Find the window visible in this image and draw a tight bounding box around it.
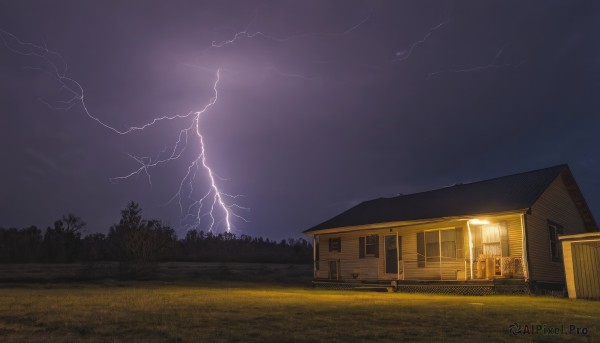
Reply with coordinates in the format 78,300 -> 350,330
328,237 -> 341,252
417,228 -> 463,267
440,229 -> 457,259
359,235 -> 379,258
425,231 -> 440,262
482,224 -> 501,256
548,221 -> 564,262
472,223 -> 509,257
365,235 -> 378,256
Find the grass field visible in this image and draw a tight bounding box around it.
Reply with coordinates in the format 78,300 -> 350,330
0,262 -> 313,283
0,281 -> 599,342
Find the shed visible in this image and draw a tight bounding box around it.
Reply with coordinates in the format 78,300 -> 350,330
559,232 -> 600,300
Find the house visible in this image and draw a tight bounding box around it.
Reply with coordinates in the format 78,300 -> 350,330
303,164 -> 598,293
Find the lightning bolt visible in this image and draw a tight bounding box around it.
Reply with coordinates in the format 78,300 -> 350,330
210,7 -> 373,49
393,20 -> 449,63
1,29 -> 245,233
211,30 -> 308,49
428,42 -> 525,77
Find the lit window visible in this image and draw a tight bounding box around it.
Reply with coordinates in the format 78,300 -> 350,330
472,223 -> 509,257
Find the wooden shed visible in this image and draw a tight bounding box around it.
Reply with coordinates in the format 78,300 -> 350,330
559,232 -> 600,300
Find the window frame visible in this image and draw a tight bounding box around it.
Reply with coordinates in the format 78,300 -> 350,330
472,222 -> 509,258
328,237 -> 341,252
365,235 -> 378,256
418,227 -> 462,267
548,221 -> 564,262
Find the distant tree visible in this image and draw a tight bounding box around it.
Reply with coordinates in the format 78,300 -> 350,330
108,201 -> 143,262
108,201 -> 177,278
0,226 -> 42,263
20,226 -> 43,262
42,214 -> 85,263
81,233 -> 108,261
62,213 -> 86,234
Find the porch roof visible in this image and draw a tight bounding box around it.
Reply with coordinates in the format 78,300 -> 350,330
305,165 -> 568,234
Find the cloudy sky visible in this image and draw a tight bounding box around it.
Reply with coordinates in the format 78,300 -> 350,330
1,0 -> 599,240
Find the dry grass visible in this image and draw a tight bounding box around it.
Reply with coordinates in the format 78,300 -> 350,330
0,281 -> 599,342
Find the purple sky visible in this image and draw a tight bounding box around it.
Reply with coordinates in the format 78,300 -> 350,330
1,1 -> 599,240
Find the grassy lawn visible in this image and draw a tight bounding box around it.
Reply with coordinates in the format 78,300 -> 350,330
0,281 -> 598,342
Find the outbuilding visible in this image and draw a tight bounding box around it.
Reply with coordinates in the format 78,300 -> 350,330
559,232 -> 600,300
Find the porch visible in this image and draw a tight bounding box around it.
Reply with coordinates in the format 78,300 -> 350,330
314,215 -> 528,282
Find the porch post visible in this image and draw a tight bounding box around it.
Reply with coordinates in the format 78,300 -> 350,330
520,214 -> 530,279
313,236 -> 316,279
467,221 -> 474,280
438,230 -> 443,280
463,254 -> 467,281
396,232 -> 400,281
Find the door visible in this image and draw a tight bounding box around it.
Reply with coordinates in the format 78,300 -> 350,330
328,260 -> 339,280
572,242 -> 600,300
385,235 -> 402,277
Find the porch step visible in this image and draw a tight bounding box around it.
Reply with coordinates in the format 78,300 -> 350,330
312,281 -> 394,292
354,286 -> 395,292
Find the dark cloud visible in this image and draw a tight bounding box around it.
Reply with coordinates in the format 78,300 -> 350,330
1,0 -> 599,239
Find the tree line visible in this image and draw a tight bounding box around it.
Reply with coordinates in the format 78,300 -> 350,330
0,202 -> 312,265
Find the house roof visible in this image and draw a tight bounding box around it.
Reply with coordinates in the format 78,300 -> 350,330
305,164 -> 570,233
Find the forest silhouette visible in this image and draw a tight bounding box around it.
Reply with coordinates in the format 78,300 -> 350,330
0,201 -> 312,267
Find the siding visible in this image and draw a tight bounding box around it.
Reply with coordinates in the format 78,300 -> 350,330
572,242 -> 600,299
316,214 -> 524,281
316,231 -> 379,280
526,175 -> 587,284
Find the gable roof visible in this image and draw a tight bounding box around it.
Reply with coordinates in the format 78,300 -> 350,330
305,164 -> 571,233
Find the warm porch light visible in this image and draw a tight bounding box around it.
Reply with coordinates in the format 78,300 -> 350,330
469,219 -> 490,225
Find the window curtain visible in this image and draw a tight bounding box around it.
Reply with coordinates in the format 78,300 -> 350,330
482,224 -> 501,256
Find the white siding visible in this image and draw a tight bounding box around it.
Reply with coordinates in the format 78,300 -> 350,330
315,214 -> 524,281
526,175 -> 587,283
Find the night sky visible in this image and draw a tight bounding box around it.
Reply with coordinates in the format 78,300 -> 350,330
1,1 -> 599,240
